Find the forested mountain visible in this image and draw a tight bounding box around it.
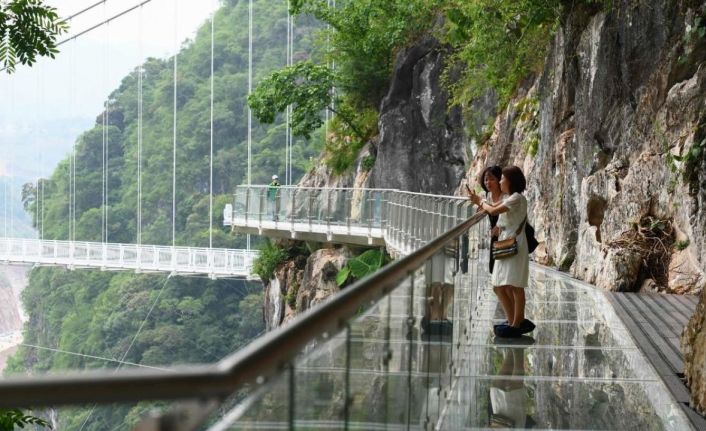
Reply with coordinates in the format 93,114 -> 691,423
6,0 -> 321,428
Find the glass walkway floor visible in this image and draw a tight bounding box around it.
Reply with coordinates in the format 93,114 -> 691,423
230,264 -> 693,430
445,265 -> 693,430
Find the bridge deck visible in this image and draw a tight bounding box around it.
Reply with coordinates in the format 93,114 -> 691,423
0,238 -> 256,278
607,291 -> 706,429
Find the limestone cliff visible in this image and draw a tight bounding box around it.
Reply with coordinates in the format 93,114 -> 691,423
460,0 -> 706,413
371,36 -> 469,195
265,0 -> 706,412
263,32 -> 472,330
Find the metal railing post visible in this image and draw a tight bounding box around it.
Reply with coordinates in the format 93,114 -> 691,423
307,190 -> 313,231
258,188 -> 264,225
326,188 -> 332,235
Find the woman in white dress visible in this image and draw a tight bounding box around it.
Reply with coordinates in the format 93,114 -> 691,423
469,166 -> 533,338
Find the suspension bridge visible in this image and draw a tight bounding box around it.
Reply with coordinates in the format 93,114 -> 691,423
0,0 -> 308,278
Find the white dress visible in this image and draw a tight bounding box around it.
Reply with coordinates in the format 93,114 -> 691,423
491,193 -> 529,288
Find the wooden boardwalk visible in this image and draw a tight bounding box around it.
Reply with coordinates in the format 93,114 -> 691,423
608,292 -> 706,429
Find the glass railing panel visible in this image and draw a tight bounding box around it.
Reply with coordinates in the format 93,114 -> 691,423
224,371 -> 291,430
38,401 -> 176,431
216,216 -> 488,429
276,188 -> 293,223
233,188 -> 248,220
248,187 -> 266,222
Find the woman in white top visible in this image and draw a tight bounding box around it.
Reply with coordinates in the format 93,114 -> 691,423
469,166 -> 533,338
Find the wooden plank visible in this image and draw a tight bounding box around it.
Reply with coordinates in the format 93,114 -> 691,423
640,294 -> 687,338
608,293 -> 706,431
608,294 -> 690,400
659,294 -> 695,327
676,294 -> 700,309
622,293 -> 684,373
612,295 -> 679,374
627,293 -> 684,348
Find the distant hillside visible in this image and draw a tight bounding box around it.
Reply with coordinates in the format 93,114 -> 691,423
6,1 -> 321,429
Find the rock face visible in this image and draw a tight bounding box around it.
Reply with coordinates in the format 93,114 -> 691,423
263,245 -> 352,330
372,36 -> 468,194
462,0 -> 706,413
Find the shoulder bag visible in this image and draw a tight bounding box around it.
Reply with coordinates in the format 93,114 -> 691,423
491,217 -> 526,260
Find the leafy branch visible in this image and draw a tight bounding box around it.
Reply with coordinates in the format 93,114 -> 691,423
0,0 -> 68,73
0,409 -> 51,431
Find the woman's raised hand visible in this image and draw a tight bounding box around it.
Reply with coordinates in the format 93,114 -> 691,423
468,189 -> 481,206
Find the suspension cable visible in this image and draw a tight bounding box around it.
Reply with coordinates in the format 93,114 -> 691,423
35,68 -> 41,239
247,0 -> 252,187
105,18 -> 111,245
79,275 -> 173,430
57,0 -> 157,48
39,65 -> 45,240
172,0 -> 178,249
68,38 -> 72,242
285,1 -> 290,185
9,83 -> 14,238
284,0 -> 292,185
331,0 -> 336,116
63,0 -> 108,23
209,0 -> 215,250
246,0 -> 253,251
2,76 -> 6,238
101,1 -> 108,244
20,343 -> 172,372
287,10 -> 294,185
69,36 -> 76,243
137,5 -> 143,246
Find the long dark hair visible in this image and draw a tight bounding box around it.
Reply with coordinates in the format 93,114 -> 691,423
478,165 -> 502,193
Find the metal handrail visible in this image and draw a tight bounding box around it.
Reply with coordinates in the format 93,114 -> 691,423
236,184 -> 469,200
0,210 -> 486,411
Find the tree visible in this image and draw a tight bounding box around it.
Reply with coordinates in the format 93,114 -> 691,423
248,61 -> 368,140
0,0 -> 67,73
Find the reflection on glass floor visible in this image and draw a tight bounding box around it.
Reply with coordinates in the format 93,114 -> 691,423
230,264 -> 693,430
445,265 -> 692,430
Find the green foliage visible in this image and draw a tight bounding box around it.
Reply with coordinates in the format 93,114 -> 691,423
291,0 -> 440,108
674,239 -> 690,251
252,0 -> 438,174
336,248 -> 388,287
252,241 -> 289,282
679,11 -> 706,64
0,0 -> 68,73
515,96 -> 540,157
248,61 -> 336,139
284,279 -> 299,307
0,409 -> 51,430
335,266 -> 351,286
6,1 -> 319,427
22,0 -> 322,246
361,154 -> 376,172
444,0 -> 563,108
324,103 -> 378,174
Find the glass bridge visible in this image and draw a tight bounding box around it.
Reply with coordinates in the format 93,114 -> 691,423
0,186 -> 695,430
0,238 -> 257,278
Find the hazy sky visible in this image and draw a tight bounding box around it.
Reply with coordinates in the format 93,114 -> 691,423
0,0 -> 219,178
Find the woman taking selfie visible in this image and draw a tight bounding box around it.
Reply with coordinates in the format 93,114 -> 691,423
478,165 -> 503,274
469,166 -> 534,338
